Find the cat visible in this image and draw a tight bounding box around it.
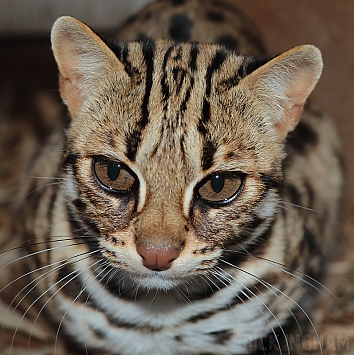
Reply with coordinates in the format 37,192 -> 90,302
0,0 -> 343,354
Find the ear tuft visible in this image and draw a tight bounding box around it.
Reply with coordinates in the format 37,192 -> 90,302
51,16 -> 123,118
243,45 -> 323,140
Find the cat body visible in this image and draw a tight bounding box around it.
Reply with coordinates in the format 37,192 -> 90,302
0,1 -> 342,354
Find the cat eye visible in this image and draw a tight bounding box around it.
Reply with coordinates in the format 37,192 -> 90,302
197,174 -> 244,204
93,158 -> 136,192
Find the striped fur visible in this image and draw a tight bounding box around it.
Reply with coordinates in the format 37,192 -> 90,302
0,0 -> 342,354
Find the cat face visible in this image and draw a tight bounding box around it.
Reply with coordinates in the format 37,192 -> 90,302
52,17 -> 322,291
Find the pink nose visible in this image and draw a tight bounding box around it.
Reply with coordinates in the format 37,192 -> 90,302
137,244 -> 181,271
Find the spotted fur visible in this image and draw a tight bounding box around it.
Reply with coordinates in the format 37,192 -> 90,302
0,0 -> 342,354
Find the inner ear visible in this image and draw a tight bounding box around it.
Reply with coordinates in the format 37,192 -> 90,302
51,16 -> 125,118
59,71 -> 83,117
241,45 -> 323,141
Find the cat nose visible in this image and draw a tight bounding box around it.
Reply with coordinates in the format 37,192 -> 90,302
137,244 -> 181,271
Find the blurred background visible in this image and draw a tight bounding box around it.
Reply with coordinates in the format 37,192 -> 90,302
0,0 -> 353,326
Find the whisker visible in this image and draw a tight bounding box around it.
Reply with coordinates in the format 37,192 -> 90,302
26,254 -> 102,349
53,259 -> 111,354
174,284 -> 193,305
279,201 -> 318,213
224,247 -> 340,304
0,236 -> 82,257
24,181 -> 63,198
25,176 -> 65,180
82,261 -> 112,355
220,259 -> 323,354
10,250 -> 97,312
202,272 -> 247,339
198,274 -> 218,298
7,250 -> 99,351
213,266 -> 287,355
0,242 -> 93,295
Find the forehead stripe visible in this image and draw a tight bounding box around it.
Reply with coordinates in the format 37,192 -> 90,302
198,49 -> 228,170
201,138 -> 216,171
199,50 -> 227,131
161,45 -> 175,107
125,40 -> 156,162
141,39 -> 155,128
205,50 -> 227,98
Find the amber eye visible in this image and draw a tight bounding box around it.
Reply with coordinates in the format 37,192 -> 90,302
198,174 -> 243,203
93,158 -> 136,192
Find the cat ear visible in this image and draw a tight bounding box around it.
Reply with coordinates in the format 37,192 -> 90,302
241,45 -> 323,141
51,16 -> 124,118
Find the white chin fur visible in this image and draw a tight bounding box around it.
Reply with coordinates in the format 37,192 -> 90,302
131,272 -> 182,292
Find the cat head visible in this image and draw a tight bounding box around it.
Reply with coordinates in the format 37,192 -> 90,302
51,16 -> 322,291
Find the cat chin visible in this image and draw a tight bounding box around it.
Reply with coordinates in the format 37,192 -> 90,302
130,272 -> 183,292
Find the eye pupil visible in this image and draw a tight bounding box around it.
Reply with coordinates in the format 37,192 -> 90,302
211,175 -> 224,193
108,163 -> 120,181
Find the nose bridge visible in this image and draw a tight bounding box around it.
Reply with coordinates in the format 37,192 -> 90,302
135,195 -> 186,248
134,122 -> 192,247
